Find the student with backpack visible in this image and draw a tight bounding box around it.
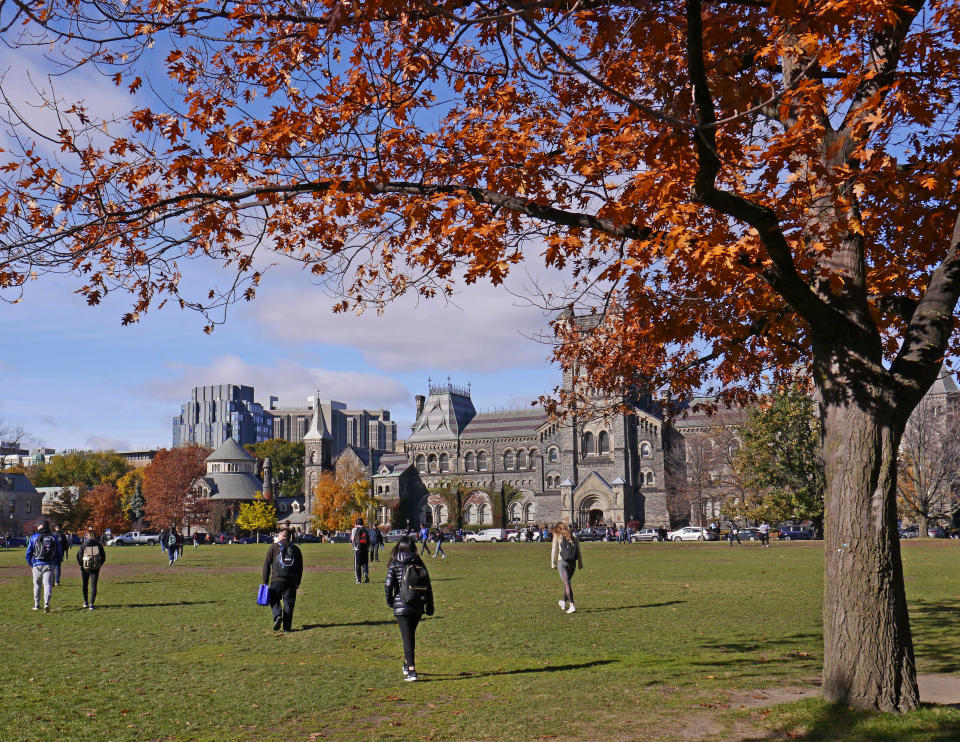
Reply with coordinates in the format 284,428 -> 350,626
384,535 -> 434,682
418,524 -> 432,556
261,527 -> 303,632
351,517 -> 371,583
76,529 -> 106,610
550,522 -> 583,614
26,521 -> 62,612
369,526 -> 383,562
166,529 -> 179,566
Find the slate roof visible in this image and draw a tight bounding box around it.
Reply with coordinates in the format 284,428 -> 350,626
2,472 -> 40,494
205,438 -> 255,463
375,453 -> 410,475
202,472 -> 262,501
459,410 -> 548,440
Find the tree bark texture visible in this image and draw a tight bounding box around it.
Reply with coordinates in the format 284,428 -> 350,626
818,353 -> 918,712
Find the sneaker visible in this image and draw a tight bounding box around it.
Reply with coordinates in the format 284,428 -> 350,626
402,665 -> 410,680
566,604 -> 576,614
44,605 -> 50,613
405,670 -> 418,682
355,578 -> 361,583
82,602 -> 88,609
32,605 -> 39,611
558,599 -> 566,610
441,554 -> 446,558
364,576 -> 369,583
89,605 -> 95,611
273,615 -> 283,631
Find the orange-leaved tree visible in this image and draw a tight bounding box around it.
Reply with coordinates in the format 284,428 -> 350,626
142,445 -> 209,530
85,483 -> 129,535
1,0 -> 958,711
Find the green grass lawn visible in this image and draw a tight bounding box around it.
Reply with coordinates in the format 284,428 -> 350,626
1,539 -> 959,741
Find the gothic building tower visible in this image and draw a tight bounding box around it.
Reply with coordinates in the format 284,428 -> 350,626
302,392 -> 333,518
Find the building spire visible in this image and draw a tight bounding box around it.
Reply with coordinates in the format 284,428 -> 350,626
303,391 -> 331,440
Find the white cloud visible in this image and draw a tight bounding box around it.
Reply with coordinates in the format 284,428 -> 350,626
142,355 -> 411,411
86,434 -> 133,451
252,278 -> 558,373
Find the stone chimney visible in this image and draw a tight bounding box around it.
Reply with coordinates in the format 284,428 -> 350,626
415,394 -> 425,419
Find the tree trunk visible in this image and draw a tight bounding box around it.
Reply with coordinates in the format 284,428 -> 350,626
918,513 -> 929,539
819,383 -> 918,711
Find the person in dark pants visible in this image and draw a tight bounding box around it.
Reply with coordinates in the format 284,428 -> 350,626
728,523 -> 742,547
53,524 -> 68,586
418,524 -> 432,556
432,529 -> 446,559
261,527 -> 303,632
351,518 -> 371,582
384,536 -> 434,682
166,529 -> 179,565
369,526 -> 383,562
76,529 -> 106,610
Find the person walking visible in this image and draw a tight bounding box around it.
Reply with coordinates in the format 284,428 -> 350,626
26,521 -> 62,612
418,524 -> 432,556
369,525 -> 382,563
166,529 -> 179,565
550,522 -> 583,614
728,522 -> 742,547
76,529 -> 106,610
53,524 -> 68,586
758,521 -> 771,548
384,535 -> 434,682
432,529 -> 447,559
261,527 -> 303,632
192,532 -> 200,550
351,517 -> 371,583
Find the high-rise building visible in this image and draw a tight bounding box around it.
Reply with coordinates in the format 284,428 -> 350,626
172,384 -> 272,448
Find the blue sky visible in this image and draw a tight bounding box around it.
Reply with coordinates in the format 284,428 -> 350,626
1,259 -> 563,451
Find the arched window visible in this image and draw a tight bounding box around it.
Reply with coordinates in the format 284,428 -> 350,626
478,504 -> 487,523
582,432 -> 595,456
548,447 -> 559,462
428,454 -> 438,473
517,450 -> 528,469
645,471 -> 656,486
415,455 -> 426,473
503,450 -> 515,470
598,431 -> 610,455
311,450 -> 320,465
439,453 -> 450,472
509,502 -> 521,522
465,504 -> 476,524
524,502 -> 536,522
465,452 -> 476,471
424,507 -> 433,525
385,484 -> 391,494
377,485 -> 383,494
640,441 -> 652,458
477,451 -> 488,471
435,504 -> 447,524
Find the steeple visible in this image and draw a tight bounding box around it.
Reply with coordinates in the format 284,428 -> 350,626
304,392 -> 331,440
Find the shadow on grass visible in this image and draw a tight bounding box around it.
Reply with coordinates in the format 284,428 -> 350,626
699,632 -> 819,654
301,619 -> 414,630
910,598 -> 960,674
753,699 -> 960,741
118,601 -> 220,608
583,601 -> 685,612
418,659 -> 616,682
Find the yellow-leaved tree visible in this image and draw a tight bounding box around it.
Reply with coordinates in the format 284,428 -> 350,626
235,496 -> 277,535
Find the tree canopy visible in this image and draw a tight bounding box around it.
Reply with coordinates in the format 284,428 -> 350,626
1,0 -> 958,712
235,495 -> 277,533
141,445 -> 209,529
28,452 -> 132,489
245,439 -> 305,499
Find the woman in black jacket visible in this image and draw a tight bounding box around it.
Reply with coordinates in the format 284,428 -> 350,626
76,529 -> 106,610
384,535 -> 434,682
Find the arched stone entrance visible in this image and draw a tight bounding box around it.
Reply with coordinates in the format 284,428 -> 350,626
576,494 -> 610,528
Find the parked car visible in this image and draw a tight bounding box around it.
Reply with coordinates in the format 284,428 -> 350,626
630,528 -> 659,542
328,532 -> 351,543
236,534 -> 272,544
383,530 -> 407,543
2,536 -> 28,547
465,528 -> 507,543
666,526 -> 707,542
110,531 -> 161,546
737,527 -> 762,541
576,528 -> 606,542
778,525 -> 815,541
297,534 -> 322,543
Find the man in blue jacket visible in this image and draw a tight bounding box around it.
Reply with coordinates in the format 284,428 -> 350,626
26,521 -> 62,612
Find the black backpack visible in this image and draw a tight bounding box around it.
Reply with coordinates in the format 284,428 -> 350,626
35,533 -> 56,561
559,537 -> 578,563
355,528 -> 370,549
274,544 -> 297,579
399,561 -> 430,606
168,532 -> 178,547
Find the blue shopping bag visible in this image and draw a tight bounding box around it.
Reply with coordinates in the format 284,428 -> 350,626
257,584 -> 271,606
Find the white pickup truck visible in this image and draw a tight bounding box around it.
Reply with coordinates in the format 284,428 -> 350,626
465,528 -> 507,543
109,531 -> 160,546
